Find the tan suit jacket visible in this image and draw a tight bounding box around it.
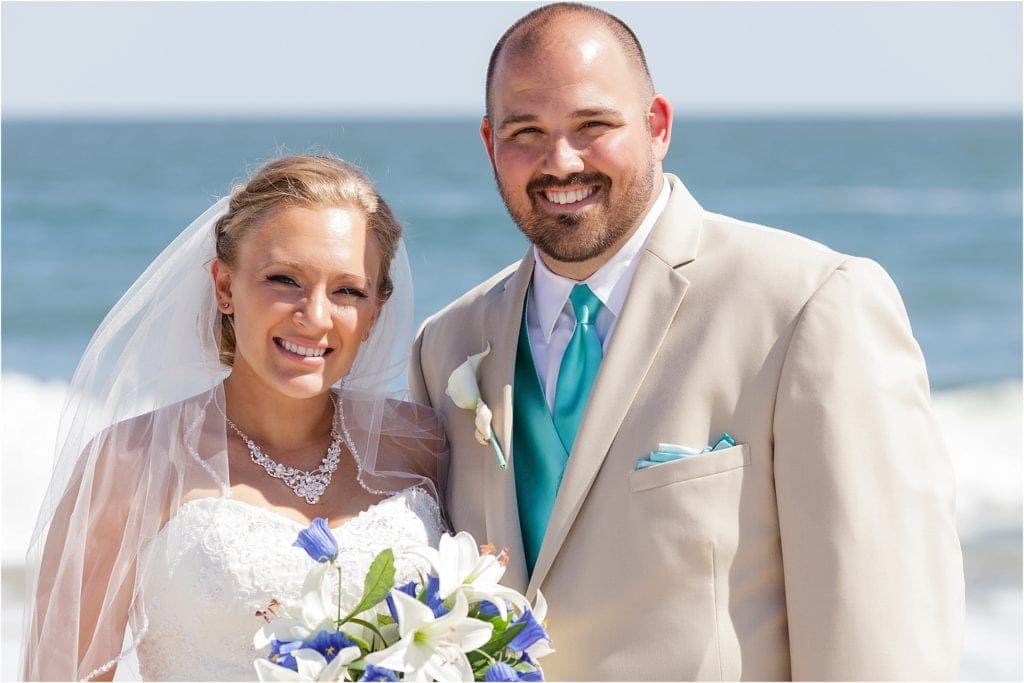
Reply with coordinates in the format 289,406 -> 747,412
410,174 -> 964,680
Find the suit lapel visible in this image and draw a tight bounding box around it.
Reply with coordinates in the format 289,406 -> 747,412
527,175 -> 704,595
479,251 -> 535,592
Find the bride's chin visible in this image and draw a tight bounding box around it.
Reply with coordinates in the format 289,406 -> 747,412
226,357 -> 347,402
277,376 -> 341,401
249,369 -> 342,403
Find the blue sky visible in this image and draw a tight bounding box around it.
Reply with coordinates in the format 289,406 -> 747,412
2,1 -> 1021,118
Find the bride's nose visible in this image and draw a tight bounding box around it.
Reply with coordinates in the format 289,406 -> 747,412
294,288 -> 332,330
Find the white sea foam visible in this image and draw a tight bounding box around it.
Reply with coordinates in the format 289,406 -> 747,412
931,380 -> 1023,539
1,373 -> 1021,678
1,374 -> 66,567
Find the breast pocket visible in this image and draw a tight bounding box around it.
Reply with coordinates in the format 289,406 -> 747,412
628,443 -> 750,493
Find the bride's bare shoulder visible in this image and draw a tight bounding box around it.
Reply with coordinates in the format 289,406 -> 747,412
371,398 -> 449,479
86,388 -> 222,465
382,397 -> 447,439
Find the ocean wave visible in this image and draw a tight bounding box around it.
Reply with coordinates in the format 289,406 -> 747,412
931,380 -> 1023,539
1,374 -> 67,566
2,373 -> 1020,566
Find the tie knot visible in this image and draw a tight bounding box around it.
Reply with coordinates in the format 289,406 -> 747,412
569,284 -> 602,326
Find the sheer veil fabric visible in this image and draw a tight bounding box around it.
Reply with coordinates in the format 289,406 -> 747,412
21,198 -> 448,680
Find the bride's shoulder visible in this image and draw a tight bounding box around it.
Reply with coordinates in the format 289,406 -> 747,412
381,397 -> 446,439
376,397 -> 449,467
87,388 -> 221,463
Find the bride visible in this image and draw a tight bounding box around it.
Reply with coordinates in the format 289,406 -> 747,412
21,155 -> 449,680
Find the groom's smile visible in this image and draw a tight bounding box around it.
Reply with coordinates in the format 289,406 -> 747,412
540,183 -> 598,207
529,172 -> 608,218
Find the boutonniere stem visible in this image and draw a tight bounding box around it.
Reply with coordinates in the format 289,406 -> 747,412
446,344 -> 507,469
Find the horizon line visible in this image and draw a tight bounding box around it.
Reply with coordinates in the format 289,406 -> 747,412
4,108 -> 1021,124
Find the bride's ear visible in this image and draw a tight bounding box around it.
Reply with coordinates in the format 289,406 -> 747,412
362,299 -> 384,342
210,259 -> 234,315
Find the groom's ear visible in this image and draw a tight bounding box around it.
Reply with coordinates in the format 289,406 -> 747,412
480,115 -> 498,170
648,93 -> 673,163
210,259 -> 234,314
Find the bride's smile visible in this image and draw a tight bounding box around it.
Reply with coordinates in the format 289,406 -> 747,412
275,337 -> 332,359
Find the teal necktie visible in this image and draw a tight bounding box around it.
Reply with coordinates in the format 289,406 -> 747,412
553,284 -> 604,453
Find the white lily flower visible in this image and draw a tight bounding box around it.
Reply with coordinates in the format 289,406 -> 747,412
299,562 -> 336,627
253,645 -> 361,681
531,589 -> 547,623
363,591 -> 492,682
254,563 -> 336,651
412,531 -> 528,620
525,590 -> 555,660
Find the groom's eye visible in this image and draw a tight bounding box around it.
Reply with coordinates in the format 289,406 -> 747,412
509,126 -> 542,139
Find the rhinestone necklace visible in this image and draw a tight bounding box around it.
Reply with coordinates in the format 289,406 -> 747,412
224,395 -> 341,505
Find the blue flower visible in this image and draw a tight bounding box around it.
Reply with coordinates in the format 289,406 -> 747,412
484,662 -> 522,681
385,576 -> 448,623
386,580 -> 419,622
360,664 -> 400,681
293,517 -> 338,563
508,609 -> 549,653
516,663 -> 544,681
511,653 -> 544,681
306,629 -> 357,663
268,638 -> 304,671
477,600 -> 502,617
423,574 -> 448,617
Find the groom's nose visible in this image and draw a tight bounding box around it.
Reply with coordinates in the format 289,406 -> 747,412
541,135 -> 585,178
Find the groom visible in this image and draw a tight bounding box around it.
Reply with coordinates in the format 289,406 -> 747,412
410,3 -> 964,679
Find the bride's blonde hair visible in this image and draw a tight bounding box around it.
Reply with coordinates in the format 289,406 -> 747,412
212,155 -> 402,367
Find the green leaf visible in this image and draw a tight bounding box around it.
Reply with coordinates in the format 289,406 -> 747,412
340,548 -> 396,624
468,650 -> 496,677
341,632 -> 371,652
470,606 -> 511,629
477,620 -> 526,657
349,617 -> 387,645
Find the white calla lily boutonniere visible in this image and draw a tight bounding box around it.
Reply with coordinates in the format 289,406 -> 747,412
446,344 -> 507,469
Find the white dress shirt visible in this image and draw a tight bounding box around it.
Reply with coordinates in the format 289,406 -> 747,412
526,176 -> 670,413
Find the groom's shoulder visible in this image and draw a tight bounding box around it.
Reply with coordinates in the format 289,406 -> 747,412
419,260 -> 522,333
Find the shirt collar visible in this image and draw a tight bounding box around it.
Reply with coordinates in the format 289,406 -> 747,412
531,174 -> 671,342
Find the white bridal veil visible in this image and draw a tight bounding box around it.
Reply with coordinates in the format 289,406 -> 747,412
21,195 -> 447,680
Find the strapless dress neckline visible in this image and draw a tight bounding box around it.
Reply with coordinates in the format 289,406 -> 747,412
133,487 -> 446,681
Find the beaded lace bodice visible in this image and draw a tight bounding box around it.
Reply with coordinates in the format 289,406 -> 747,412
134,488 -> 445,681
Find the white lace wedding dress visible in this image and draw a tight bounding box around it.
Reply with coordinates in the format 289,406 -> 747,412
134,487 -> 445,680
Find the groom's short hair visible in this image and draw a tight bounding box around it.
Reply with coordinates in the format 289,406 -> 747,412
484,2 -> 655,118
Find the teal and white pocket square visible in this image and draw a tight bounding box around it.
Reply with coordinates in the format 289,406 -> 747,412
635,433 -> 736,470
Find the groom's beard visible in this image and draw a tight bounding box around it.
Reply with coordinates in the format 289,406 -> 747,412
495,164 -> 655,264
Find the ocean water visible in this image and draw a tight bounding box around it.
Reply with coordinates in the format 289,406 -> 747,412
2,118 -> 1021,679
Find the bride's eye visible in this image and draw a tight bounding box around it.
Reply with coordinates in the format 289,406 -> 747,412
267,274 -> 298,286
335,286 -> 369,299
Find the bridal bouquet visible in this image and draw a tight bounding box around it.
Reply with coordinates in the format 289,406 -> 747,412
253,520 -> 552,681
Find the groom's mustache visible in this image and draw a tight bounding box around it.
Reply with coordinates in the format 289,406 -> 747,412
526,172 -> 611,195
